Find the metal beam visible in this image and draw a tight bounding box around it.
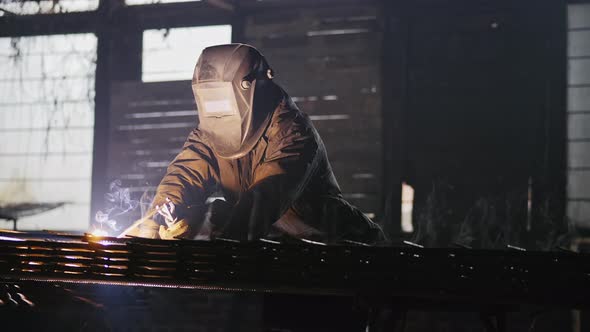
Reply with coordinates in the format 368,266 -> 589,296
0,10 -> 97,37
124,1 -> 232,30
206,0 -> 235,12
239,0 -> 379,11
90,0 -> 114,228
0,1 -> 233,38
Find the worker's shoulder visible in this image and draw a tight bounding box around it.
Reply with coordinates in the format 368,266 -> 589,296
268,96 -> 315,137
181,129 -> 215,155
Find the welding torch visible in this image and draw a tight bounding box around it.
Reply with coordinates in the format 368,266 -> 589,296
116,208 -> 158,238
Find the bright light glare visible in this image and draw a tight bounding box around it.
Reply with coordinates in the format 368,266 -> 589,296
142,25 -> 232,82
0,33 -> 96,232
91,229 -> 109,237
401,182 -> 414,233
0,0 -> 98,15
126,0 -> 201,5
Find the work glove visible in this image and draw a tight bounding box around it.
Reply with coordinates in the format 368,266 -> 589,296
158,220 -> 190,240
156,197 -> 189,240
156,197 -> 178,227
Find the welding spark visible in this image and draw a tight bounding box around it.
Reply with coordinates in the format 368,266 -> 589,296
0,236 -> 25,242
6,292 -> 17,306
16,293 -> 34,307
91,229 -> 109,237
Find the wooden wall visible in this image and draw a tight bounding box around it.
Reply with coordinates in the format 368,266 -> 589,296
107,81 -> 195,222
240,1 -> 383,218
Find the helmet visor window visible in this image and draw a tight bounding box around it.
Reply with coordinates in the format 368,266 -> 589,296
193,82 -> 239,118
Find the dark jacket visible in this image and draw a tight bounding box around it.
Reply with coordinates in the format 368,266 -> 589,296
151,93 -> 384,243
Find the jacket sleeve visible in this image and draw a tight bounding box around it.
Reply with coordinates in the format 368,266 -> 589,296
150,130 -> 216,223
219,111 -> 319,240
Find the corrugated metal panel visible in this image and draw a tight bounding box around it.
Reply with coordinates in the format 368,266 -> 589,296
567,4 -> 590,229
568,59 -> 590,85
568,201 -> 590,228
568,142 -> 590,168
568,4 -> 590,29
568,87 -> 590,112
568,30 -> 590,57
568,170 -> 590,199
568,113 -> 590,140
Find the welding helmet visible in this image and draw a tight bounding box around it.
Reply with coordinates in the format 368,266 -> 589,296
192,43 -> 280,159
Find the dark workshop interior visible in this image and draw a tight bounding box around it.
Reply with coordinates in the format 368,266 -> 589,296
0,0 -> 589,331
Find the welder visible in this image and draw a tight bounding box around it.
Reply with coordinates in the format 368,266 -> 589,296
144,43 -> 384,244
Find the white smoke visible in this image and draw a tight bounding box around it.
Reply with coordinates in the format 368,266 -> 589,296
93,180 -> 139,235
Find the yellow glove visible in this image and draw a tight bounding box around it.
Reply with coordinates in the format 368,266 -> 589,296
158,220 -> 190,240
124,219 -> 159,239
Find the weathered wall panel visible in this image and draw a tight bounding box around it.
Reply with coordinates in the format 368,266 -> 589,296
241,3 -> 383,218
568,3 -> 590,229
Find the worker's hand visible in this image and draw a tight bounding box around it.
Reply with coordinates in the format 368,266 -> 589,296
156,197 -> 177,227
158,220 -> 190,240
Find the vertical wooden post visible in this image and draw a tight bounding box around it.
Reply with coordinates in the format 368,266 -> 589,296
380,0 -> 409,240
91,0 -> 145,227
531,0 -> 568,247
90,0 -> 115,227
231,0 -> 245,43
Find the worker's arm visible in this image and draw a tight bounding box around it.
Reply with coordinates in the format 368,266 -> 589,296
150,129 -> 217,239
